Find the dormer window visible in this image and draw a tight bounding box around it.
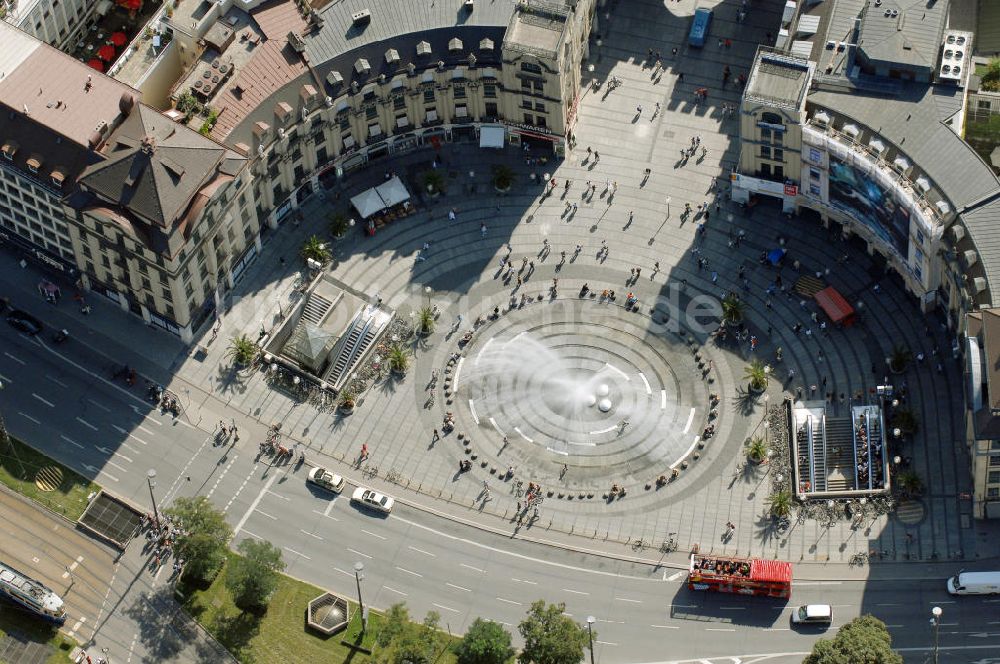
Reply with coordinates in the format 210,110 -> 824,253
26,155 -> 42,173
0,139 -> 17,161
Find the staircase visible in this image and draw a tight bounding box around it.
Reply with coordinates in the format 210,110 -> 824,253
823,417 -> 855,491
300,291 -> 334,326
325,306 -> 390,390
808,415 -> 827,492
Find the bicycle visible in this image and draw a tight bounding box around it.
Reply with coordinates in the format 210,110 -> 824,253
631,538 -> 645,551
660,538 -> 677,553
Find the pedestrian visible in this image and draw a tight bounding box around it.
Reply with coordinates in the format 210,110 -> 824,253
432,429 -> 440,441
594,151 -> 600,162
677,72 -> 684,82
711,271 -> 718,283
671,47 -> 678,57
480,222 -> 487,238
587,146 -> 592,154
636,105 -> 643,116
448,208 -> 457,221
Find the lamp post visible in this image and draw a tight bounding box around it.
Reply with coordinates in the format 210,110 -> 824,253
146,469 -> 160,530
665,196 -> 671,218
354,561 -> 367,633
424,285 -> 432,308
931,606 -> 942,664
586,616 -> 596,664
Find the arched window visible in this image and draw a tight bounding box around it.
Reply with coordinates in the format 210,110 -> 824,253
761,112 -> 783,125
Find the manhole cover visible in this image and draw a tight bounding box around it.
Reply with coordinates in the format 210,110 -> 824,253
35,466 -> 63,492
894,499 -> 925,525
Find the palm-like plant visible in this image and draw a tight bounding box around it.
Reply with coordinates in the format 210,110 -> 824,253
721,293 -> 744,324
492,164 -> 515,190
417,306 -> 435,335
889,344 -> 913,373
896,470 -> 924,497
767,489 -> 793,518
225,335 -> 257,366
747,437 -> 768,463
329,212 -> 350,238
387,343 -> 411,374
744,359 -> 769,392
423,170 -> 446,195
890,408 -> 919,436
300,235 -> 331,264
338,387 -> 357,410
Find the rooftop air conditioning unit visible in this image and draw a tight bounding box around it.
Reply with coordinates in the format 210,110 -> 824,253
351,9 -> 371,25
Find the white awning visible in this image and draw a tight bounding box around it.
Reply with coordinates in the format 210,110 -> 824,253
893,156 -> 911,171
915,176 -> 931,192
454,105 -> 468,118
375,176 -> 410,208
350,188 -> 385,219
479,125 -> 505,149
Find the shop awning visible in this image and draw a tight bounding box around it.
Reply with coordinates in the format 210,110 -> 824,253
767,248 -> 786,266
479,125 -> 505,149
350,188 -> 386,219
375,176 -> 410,208
814,286 -> 856,327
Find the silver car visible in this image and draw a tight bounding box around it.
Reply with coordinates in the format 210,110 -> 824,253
351,486 -> 394,513
307,467 -> 345,494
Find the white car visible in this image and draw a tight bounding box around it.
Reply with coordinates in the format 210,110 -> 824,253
307,467 -> 345,494
791,604 -> 832,626
351,486 -> 394,514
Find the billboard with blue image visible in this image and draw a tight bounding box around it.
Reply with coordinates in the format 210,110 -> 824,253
828,154 -> 910,257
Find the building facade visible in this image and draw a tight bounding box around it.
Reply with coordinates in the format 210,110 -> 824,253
1,0 -> 102,49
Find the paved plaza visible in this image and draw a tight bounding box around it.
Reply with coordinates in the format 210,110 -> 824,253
2,0 -> 993,572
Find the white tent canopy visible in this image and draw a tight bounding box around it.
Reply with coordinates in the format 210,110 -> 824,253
350,188 -> 386,219
480,125 -> 505,149
375,176 -> 410,208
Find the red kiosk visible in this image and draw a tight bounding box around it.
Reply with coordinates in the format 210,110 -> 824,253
814,286 -> 856,327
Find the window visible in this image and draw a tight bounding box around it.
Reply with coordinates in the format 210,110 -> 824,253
520,62 -> 542,74
393,96 -> 405,110
992,441 -> 1000,450
773,149 -> 784,162
521,99 -> 532,109
365,106 -> 377,120
914,264 -> 922,281
536,115 -> 546,128
484,84 -> 496,99
521,79 -> 532,90
916,230 -> 925,246
988,470 -> 1000,484
774,165 -> 784,180
534,102 -> 546,112
809,167 -> 821,180
316,146 -> 328,163
761,128 -> 771,141
532,81 -> 544,93
338,114 -> 350,130
809,183 -> 821,196
991,455 -> 1000,466
760,146 -> 771,159
423,89 -> 435,103
454,85 -> 466,99
773,132 -> 783,146
523,113 -> 533,124
761,112 -> 783,126
979,99 -> 992,110
989,487 -> 1000,499
485,102 -> 497,117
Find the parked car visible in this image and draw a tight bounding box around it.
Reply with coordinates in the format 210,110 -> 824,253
947,570 -> 1000,595
6,310 -> 43,335
307,467 -> 345,494
351,486 -> 394,514
791,604 -> 832,626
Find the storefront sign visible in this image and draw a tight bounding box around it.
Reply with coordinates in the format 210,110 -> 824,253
503,121 -> 555,137
784,183 -> 798,196
0,228 -> 75,274
732,173 -> 790,197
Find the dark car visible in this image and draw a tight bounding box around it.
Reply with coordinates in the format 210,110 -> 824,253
7,310 -> 43,335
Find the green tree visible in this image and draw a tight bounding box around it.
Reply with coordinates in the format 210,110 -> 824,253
387,343 -> 411,374
456,618 -> 515,664
423,170 -> 446,194
165,496 -> 232,582
721,293 -> 744,324
329,212 -> 350,238
492,165 -> 515,190
888,344 -> 912,373
895,470 -> 924,498
376,603 -> 446,664
225,538 -> 285,610
890,408 -> 919,436
417,306 -> 435,335
517,601 -> 589,664
225,334 -> 257,366
744,359 -> 769,391
300,235 -> 331,264
982,58 -> 1000,92
767,489 -> 793,518
804,614 -> 903,664
747,436 -> 768,463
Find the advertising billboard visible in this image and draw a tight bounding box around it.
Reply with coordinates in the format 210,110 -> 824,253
828,154 -> 910,256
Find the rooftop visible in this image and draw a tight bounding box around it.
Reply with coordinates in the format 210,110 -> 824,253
857,0 -> 948,70
746,51 -> 813,111
504,1 -> 568,58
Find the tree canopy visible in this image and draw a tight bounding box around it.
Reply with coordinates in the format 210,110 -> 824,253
225,538 -> 285,610
804,615 -> 903,664
165,496 -> 232,582
456,618 -> 515,664
375,603 -> 447,664
517,601 -> 589,664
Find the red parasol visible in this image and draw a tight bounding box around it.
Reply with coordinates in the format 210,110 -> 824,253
87,58 -> 105,72
110,31 -> 127,46
97,44 -> 116,62
116,0 -> 142,10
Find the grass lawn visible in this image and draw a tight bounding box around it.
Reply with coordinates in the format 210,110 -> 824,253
0,606 -> 78,663
180,552 -> 459,664
0,434 -> 99,521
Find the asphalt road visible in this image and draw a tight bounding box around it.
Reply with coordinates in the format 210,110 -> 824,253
2,323 -> 999,663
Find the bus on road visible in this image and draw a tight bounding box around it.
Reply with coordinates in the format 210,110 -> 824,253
688,553 -> 793,598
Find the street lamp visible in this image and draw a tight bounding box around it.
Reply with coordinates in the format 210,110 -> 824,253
146,469 -> 160,530
424,285 -> 432,308
354,561 -> 367,633
586,616 -> 596,664
665,196 -> 671,218
931,606 -> 942,664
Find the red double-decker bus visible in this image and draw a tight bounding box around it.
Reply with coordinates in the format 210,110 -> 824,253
687,554 -> 792,598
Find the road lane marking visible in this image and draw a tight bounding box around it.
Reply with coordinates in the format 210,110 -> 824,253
333,567 -> 353,577
255,509 -> 277,520
60,435 -> 83,449
283,547 -> 311,560
18,412 -> 40,424
239,530 -> 262,540
234,472 -> 279,536
512,577 -> 537,585
383,586 -> 408,596
682,407 -> 695,434
433,603 -> 461,613
266,490 -> 291,501
795,581 -> 843,586
664,570 -> 684,581
361,529 -> 387,540
562,588 -> 590,596
446,583 -> 471,592
312,508 -> 339,521
649,624 -> 679,629
639,372 -> 652,394
323,501 -> 336,517
137,424 -> 157,434
106,461 -> 129,473
111,425 -> 149,445
460,563 -> 485,573
45,376 -> 68,388
615,596 -> 642,603
347,548 -> 371,559
0,372 -> 10,384
546,447 -> 569,456
76,416 -> 98,431
395,566 -> 423,578
496,597 -> 522,606
111,452 -> 133,463
597,619 -> 624,624
595,640 -> 618,646
705,628 -> 736,632
3,352 -> 25,365
300,530 -> 324,540
719,607 -> 746,611
31,392 -> 56,408
408,546 -> 436,557
87,398 -> 110,412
